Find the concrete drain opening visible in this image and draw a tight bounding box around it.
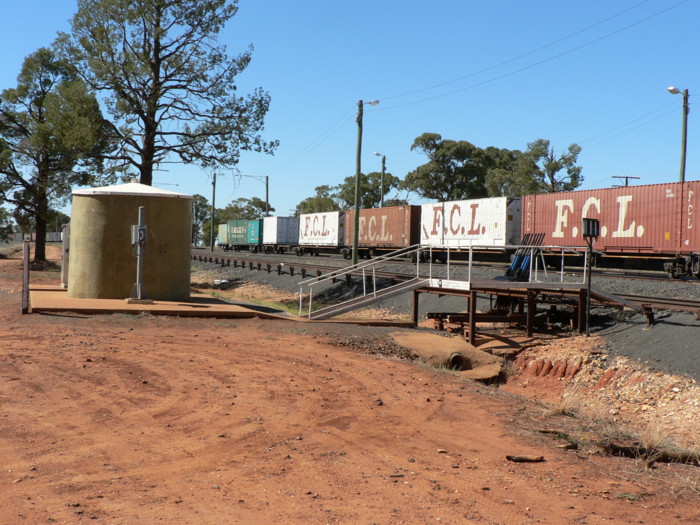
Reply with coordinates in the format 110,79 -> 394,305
447,352 -> 472,371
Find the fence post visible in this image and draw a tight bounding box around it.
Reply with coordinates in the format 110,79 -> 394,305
21,240 -> 30,314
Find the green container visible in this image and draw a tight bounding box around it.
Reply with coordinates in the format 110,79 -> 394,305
226,220 -> 248,245
246,219 -> 263,245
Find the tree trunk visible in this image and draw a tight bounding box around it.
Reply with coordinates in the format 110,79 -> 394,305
34,213 -> 47,263
34,171 -> 50,263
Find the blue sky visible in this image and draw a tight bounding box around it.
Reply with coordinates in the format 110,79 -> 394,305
1,0 -> 698,217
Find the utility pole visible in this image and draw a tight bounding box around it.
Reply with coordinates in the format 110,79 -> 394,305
210,171 -> 216,252
612,175 -> 640,187
668,86 -> 690,183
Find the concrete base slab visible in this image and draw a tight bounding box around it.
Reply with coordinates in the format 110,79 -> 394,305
29,285 -> 286,319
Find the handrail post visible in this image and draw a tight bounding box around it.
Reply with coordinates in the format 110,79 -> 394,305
308,287 -> 313,319
429,246 -> 433,278
446,247 -> 450,281
468,246 -> 473,282
416,246 -> 420,278
560,249 -> 565,282
372,267 -> 377,297
362,268 -> 366,296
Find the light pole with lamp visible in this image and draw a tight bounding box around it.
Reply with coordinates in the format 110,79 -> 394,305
374,152 -> 386,207
352,99 -> 379,265
667,86 -> 689,183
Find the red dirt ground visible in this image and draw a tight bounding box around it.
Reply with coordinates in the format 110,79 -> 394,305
1,247 -> 699,524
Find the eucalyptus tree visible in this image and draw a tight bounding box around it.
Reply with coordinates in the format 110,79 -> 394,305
294,185 -> 341,216
60,0 -> 277,185
334,171 -> 401,210
191,194 -> 209,245
0,48 -> 109,262
402,133 -> 490,202
525,139 -> 583,193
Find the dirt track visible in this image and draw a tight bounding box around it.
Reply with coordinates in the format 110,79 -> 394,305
1,249 -> 699,524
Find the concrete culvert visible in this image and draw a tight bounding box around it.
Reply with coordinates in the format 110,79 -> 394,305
388,331 -> 503,381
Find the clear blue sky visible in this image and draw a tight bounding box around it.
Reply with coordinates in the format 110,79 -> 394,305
1,0 -> 698,218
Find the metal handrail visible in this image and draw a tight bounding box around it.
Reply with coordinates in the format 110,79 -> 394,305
298,243 -> 590,318
299,244 -> 427,317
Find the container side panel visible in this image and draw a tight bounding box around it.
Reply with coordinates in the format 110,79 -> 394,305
264,216 -> 299,245
505,198 -> 523,245
344,206 -> 416,248
681,181 -> 700,252
246,219 -> 263,245
420,197 -> 511,248
522,183 -> 685,253
216,224 -> 228,245
226,220 -> 248,244
298,211 -> 342,246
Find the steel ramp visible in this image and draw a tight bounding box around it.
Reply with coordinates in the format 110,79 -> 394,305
308,278 -> 429,320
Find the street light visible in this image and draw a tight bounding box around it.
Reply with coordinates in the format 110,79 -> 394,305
352,99 -> 379,265
667,86 -> 689,183
374,152 -> 386,207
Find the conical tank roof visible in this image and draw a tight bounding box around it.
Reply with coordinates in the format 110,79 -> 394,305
72,182 -> 191,199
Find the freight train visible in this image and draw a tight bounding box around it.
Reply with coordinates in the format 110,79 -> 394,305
216,180 -> 700,278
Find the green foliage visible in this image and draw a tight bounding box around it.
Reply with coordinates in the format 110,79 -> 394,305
382,198 -> 409,207
404,133 -> 583,200
333,171 -> 401,210
59,0 -> 278,185
525,139 -> 583,193
0,207 -> 14,242
201,196 -> 274,243
0,47 -> 110,261
294,185 -> 341,216
222,197 -> 274,220
483,147 -> 541,197
402,133 -> 490,201
191,194 -> 209,245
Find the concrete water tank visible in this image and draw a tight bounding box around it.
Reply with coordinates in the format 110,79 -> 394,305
67,182 -> 192,300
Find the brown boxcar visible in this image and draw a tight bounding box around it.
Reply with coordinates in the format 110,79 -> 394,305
522,181 -> 700,255
344,205 -> 421,252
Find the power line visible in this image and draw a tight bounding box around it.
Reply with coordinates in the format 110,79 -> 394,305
378,1 -> 688,111
380,0 -> 652,103
612,175 -> 641,187
582,107 -> 678,149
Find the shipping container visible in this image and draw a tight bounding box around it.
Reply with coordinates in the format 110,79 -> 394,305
421,197 -> 522,248
522,181 -> 700,255
344,205 -> 421,251
226,219 -> 249,245
298,211 -> 344,247
245,219 -> 263,246
216,223 -> 229,246
263,216 -> 300,245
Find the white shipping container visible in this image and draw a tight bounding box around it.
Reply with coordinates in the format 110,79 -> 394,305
298,211 -> 344,246
263,216 -> 300,245
420,197 -> 521,248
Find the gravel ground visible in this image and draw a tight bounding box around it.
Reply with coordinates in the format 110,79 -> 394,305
194,255 -> 700,381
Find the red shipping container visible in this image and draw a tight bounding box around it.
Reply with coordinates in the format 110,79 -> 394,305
522,181 -> 700,255
344,205 -> 421,249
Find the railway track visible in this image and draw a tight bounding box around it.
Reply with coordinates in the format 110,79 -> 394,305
192,249 -> 700,318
